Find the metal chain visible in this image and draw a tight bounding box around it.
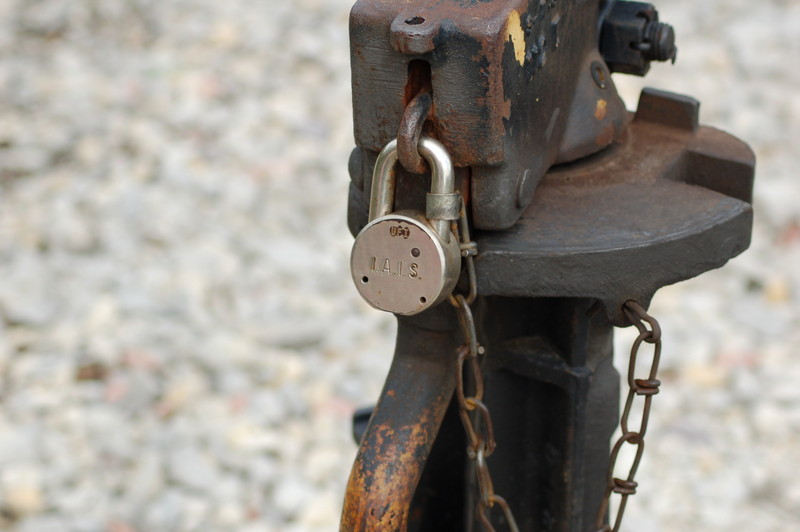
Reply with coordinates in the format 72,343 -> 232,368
399,88 -> 516,529
594,300 -> 663,532
449,200 -> 519,532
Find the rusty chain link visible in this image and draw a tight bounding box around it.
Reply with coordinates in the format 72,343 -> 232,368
594,300 -> 663,532
449,198 -> 519,532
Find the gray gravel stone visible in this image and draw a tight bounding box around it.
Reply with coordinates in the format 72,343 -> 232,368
167,445 -> 220,494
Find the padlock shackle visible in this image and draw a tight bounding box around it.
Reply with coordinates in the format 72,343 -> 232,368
368,137 -> 455,241
420,137 -> 455,196
368,138 -> 399,222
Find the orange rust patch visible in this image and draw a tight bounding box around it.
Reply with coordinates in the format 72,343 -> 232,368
501,97 -> 512,121
341,419 -> 435,531
595,122 -> 616,147
595,99 -> 608,121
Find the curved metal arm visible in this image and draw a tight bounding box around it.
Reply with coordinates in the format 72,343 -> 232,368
340,318 -> 459,531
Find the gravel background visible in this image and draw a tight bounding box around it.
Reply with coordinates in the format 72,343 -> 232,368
0,1 -> 798,531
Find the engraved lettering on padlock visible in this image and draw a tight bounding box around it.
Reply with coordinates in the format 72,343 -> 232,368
367,256 -> 421,279
350,137 -> 461,315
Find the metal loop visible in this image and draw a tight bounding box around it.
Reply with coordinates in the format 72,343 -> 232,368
466,398 -> 497,456
623,300 -> 661,341
601,432 -> 646,531
458,406 -> 481,452
397,89 -> 432,174
456,347 -> 479,439
456,345 -> 486,453
620,388 -> 654,438
607,431 -> 646,484
453,294 -> 480,359
628,328 -> 662,389
474,443 -> 496,507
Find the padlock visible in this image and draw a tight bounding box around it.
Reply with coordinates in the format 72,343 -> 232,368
351,137 -> 462,315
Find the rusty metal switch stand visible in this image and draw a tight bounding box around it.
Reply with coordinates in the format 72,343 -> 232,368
341,1 -> 754,531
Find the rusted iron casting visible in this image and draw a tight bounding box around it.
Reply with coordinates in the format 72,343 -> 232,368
349,0 -> 629,230
342,1 -> 754,530
475,88 -> 754,326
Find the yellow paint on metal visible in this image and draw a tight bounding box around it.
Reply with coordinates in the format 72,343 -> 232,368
507,10 -> 526,66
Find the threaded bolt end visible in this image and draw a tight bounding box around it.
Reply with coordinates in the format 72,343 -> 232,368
643,21 -> 677,63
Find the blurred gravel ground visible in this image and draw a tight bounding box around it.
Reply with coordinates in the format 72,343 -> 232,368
0,1 -> 797,531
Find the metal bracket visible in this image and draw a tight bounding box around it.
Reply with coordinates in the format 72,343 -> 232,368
349,0 -> 629,230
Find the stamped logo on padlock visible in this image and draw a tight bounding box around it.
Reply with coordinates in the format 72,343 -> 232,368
388,225 -> 411,239
350,137 -> 462,315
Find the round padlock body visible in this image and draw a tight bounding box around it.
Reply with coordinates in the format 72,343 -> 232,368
351,213 -> 460,315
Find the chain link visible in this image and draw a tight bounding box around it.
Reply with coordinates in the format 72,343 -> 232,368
594,300 -> 663,532
445,191 -> 662,532
401,116 -> 516,528
398,83 -> 668,532
450,198 -> 519,532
